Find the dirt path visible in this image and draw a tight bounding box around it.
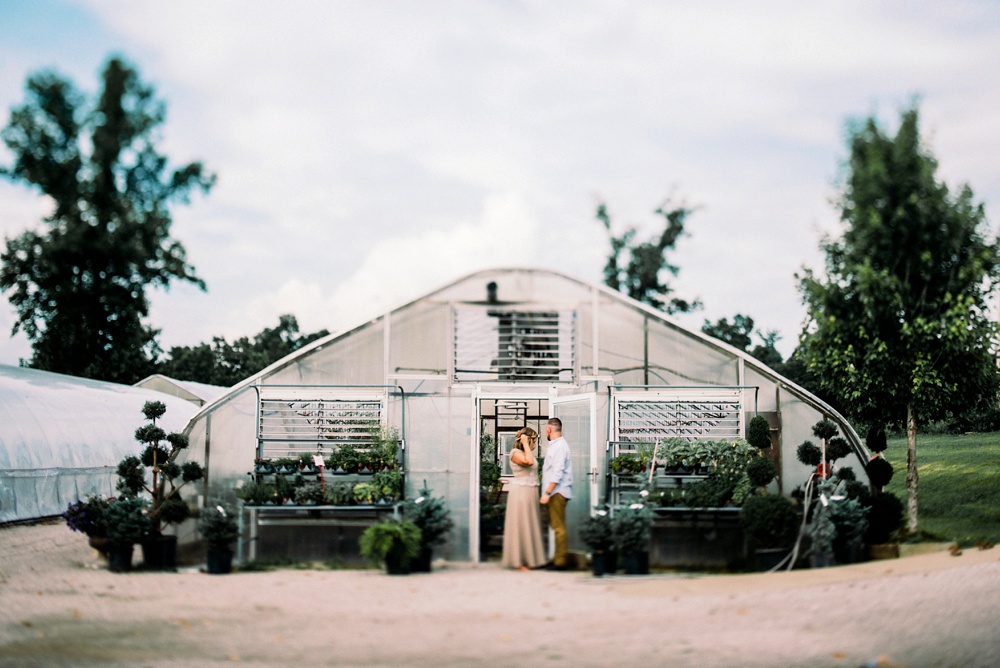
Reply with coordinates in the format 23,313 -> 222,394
1,520 -> 999,667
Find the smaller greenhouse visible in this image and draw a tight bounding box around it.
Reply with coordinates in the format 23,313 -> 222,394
0,365 -> 198,524
178,267 -> 873,567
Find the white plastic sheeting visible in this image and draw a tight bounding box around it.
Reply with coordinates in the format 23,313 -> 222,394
0,365 -> 199,524
179,268 -> 869,561
133,374 -> 227,406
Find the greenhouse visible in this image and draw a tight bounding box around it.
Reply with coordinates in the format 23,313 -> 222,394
178,267 -> 871,566
0,365 -> 198,524
133,374 -> 227,407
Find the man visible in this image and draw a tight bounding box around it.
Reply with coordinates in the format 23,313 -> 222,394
540,417 -> 573,569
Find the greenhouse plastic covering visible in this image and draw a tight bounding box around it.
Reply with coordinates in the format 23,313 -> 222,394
0,365 -> 199,524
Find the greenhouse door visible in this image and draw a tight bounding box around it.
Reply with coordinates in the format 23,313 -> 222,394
550,393 -> 597,557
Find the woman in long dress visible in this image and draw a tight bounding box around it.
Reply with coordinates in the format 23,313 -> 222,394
501,427 -> 547,571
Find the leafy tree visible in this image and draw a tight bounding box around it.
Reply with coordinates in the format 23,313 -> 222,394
0,57 -> 213,383
797,106 -> 1000,532
701,314 -> 783,366
158,314 -> 329,386
596,201 -> 700,313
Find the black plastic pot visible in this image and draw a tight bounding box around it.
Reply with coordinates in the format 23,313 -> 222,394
411,546 -> 433,573
206,548 -> 234,574
107,544 -> 134,573
141,534 -> 177,570
622,551 -> 649,575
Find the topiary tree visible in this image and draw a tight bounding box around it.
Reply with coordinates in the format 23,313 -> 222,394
115,400 -> 204,537
746,455 -> 776,490
865,427 -> 888,454
797,441 -> 822,467
746,415 -> 772,450
866,457 -> 895,490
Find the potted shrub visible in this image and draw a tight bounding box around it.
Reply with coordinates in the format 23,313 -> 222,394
746,454 -> 776,493
115,401 -> 205,570
238,480 -> 276,506
64,494 -> 114,557
198,501 -> 239,574
612,495 -> 653,574
372,468 -> 403,504
739,493 -> 798,571
359,518 -> 422,574
581,508 -> 616,576
103,497 -> 152,572
864,490 -> 904,559
403,481 -> 455,572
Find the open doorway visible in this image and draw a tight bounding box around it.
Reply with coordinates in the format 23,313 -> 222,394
477,397 -> 549,562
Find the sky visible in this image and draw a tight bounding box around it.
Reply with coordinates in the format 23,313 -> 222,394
1,0 -> 999,366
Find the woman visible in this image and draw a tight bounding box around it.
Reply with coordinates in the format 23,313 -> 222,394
501,427 -> 547,571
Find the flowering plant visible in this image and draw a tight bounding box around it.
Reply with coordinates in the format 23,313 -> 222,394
64,495 -> 114,537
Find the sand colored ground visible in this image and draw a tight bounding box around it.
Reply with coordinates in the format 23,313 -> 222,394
1,520 -> 999,668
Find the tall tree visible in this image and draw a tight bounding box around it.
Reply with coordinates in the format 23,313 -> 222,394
0,57 -> 214,383
158,315 -> 330,387
701,314 -> 783,366
798,106 -> 1000,531
596,201 -> 700,313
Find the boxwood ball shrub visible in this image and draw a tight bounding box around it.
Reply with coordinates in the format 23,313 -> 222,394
739,494 -> 798,549
797,440 -> 822,467
826,437 -> 851,462
746,455 -> 776,488
865,427 -> 888,454
812,419 -> 839,441
746,415 -> 772,450
866,457 -> 894,489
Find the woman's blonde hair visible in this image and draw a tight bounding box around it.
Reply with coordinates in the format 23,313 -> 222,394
513,427 -> 538,451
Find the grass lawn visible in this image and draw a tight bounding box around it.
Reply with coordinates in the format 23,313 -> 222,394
884,431 -> 1000,546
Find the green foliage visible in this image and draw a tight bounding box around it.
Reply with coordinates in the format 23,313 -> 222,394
740,494 -> 798,549
610,453 -> 643,475
198,501 -> 239,550
294,482 -> 325,505
864,491 -> 905,544
798,106 -> 1000,531
746,415 -> 772,450
103,497 -> 152,547
796,441 -> 822,467
613,502 -> 653,554
359,519 -> 422,567
403,482 -> 454,549
114,401 -> 204,534
581,508 -> 614,551
64,495 -> 113,537
596,200 -> 701,313
0,58 -> 213,383
371,469 -> 403,500
702,315 -> 784,365
807,503 -> 837,556
866,457 -> 894,489
157,314 -> 329,386
238,480 -> 276,506
865,427 -> 888,453
480,432 -> 501,494
746,455 -> 776,488
826,437 -> 851,461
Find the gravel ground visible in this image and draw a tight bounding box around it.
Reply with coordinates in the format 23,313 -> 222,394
1,520 -> 999,668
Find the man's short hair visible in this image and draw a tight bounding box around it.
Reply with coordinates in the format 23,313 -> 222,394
547,417 -> 562,431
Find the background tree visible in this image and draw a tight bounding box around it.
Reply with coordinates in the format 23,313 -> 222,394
701,314 -> 783,366
158,314 -> 329,386
0,57 -> 214,383
797,106 -> 1000,532
596,201 -> 701,313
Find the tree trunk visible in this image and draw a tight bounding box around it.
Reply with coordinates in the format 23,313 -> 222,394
906,403 -> 919,533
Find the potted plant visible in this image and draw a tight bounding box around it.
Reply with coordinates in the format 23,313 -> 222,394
103,496 -> 152,572
739,493 -> 799,570
64,494 -> 114,556
238,480 -> 275,506
610,453 -> 640,475
372,468 -> 403,504
581,508 -> 616,576
403,481 -> 454,572
353,482 -> 377,505
253,457 -> 274,474
115,401 -> 205,570
294,481 -> 325,505
359,518 -> 422,574
198,501 -> 239,574
612,495 -> 653,574
272,457 -> 300,475
325,481 -> 353,506
338,443 -> 362,474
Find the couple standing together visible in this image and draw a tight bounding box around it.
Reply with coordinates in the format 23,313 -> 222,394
501,417 -> 573,571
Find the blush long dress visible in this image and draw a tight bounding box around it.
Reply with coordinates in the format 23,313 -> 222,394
501,452 -> 547,569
